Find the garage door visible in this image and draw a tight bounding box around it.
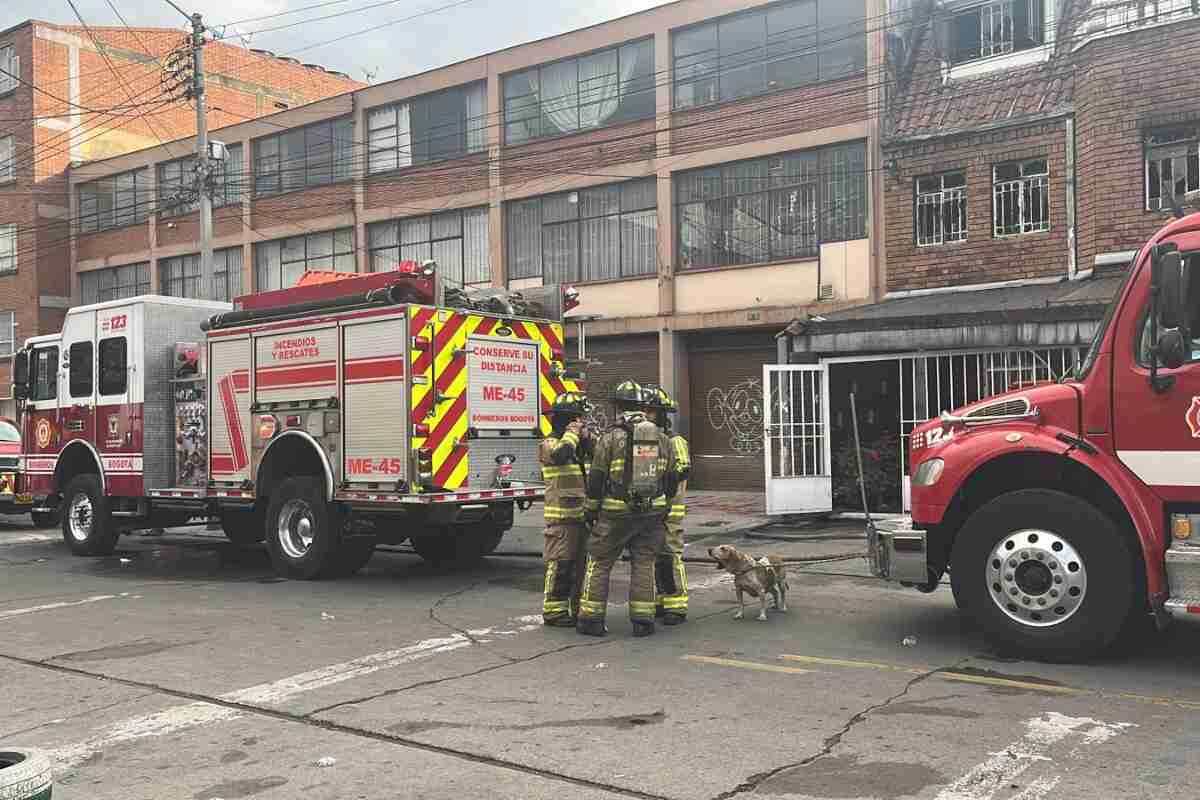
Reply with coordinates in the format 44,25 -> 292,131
687,332 -> 776,491
568,334 -> 659,431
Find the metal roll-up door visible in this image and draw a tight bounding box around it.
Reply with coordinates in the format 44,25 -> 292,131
570,334 -> 659,431
688,332 -> 776,491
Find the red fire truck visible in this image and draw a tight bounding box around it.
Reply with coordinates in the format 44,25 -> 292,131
10,268 -> 580,579
870,211 -> 1200,661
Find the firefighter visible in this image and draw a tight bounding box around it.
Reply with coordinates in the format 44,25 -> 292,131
577,381 -> 678,638
646,387 -> 690,625
540,391 -> 593,627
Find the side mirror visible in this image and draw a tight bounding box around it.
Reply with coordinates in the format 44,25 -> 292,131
11,350 -> 28,400
1157,328 -> 1188,370
1153,248 -> 1184,329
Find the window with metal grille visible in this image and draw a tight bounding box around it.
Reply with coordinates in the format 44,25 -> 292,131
159,248 -> 244,302
79,263 -> 150,304
1146,129 -> 1199,211
253,117 -> 353,196
992,158 -> 1048,237
915,172 -> 967,246
157,144 -> 244,217
951,0 -> 1045,64
506,178 -> 658,282
0,45 -> 18,94
368,207 -> 489,286
0,310 -> 12,357
254,228 -> 354,291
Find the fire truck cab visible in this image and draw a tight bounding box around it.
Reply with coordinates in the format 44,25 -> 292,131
12,270 -> 577,580
869,210 -> 1200,661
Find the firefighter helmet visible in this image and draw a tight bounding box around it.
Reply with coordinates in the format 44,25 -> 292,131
611,380 -> 644,409
550,391 -> 589,418
648,386 -> 678,413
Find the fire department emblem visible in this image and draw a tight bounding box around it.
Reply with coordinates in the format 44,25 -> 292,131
34,418 -> 52,449
1187,397 -> 1200,439
108,414 -> 120,437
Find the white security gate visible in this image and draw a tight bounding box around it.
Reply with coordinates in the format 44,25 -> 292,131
763,364 -> 832,514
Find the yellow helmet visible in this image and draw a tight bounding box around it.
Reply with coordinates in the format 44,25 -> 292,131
550,391 -> 589,418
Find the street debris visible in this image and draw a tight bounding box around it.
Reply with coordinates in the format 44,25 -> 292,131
902,636 -> 917,647
315,757 -> 337,768
320,612 -> 336,621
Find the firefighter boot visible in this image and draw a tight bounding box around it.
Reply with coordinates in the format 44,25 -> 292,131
577,553 -> 614,636
628,519 -> 661,636
542,559 -> 578,627
632,620 -> 655,637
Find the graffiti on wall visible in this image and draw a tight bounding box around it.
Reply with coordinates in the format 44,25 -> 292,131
706,378 -> 766,455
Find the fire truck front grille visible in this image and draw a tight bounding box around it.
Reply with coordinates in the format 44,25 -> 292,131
965,397 -> 1029,419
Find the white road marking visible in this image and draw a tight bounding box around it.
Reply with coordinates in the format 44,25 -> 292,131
47,614 -> 539,769
934,712 -> 1135,800
0,595 -> 120,620
0,531 -> 60,545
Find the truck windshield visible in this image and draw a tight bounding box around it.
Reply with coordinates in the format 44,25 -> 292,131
1076,263 -> 1137,381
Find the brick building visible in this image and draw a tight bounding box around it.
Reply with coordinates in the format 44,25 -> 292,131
0,19 -> 361,416
779,0 -> 1200,511
65,0 -> 886,491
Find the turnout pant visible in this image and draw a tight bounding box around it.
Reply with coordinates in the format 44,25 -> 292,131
542,521 -> 590,624
579,514 -> 666,624
655,522 -> 688,617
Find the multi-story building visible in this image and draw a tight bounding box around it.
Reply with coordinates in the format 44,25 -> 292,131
0,19 -> 361,416
780,0 -> 1200,510
66,0 -> 886,490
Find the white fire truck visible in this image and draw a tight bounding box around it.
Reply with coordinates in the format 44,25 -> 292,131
10,267 -> 581,579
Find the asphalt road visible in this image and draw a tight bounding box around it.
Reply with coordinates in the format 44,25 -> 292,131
2,509 -> 1199,800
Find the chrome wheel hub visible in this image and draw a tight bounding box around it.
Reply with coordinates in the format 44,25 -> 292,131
278,499 -> 316,559
68,493 -> 93,542
987,528 -> 1086,627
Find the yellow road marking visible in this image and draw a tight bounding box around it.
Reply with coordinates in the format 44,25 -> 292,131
682,655 -> 814,675
777,653 -> 1200,711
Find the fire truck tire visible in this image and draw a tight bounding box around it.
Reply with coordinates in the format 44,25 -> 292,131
61,474 -> 119,556
30,510 -> 58,529
265,477 -> 344,580
330,538 -> 376,577
221,507 -> 266,546
0,748 -> 53,800
478,523 -> 506,555
950,489 -> 1136,662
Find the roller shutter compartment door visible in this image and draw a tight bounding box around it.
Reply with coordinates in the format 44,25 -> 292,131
570,334 -> 659,431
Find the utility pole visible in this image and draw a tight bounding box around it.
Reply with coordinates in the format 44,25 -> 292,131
190,12 -> 213,285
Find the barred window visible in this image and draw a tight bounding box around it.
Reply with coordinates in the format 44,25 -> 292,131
78,169 -> 152,233
79,263 -> 150,304
506,178 -> 658,282
915,172 -> 967,246
368,207 -> 489,286
254,228 -> 354,291
1147,128 -> 1199,211
993,158 -> 1048,237
675,142 -> 866,270
157,144 -> 245,217
253,118 -> 353,196
159,248 -> 244,302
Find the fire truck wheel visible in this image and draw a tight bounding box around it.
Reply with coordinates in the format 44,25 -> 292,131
0,748 -> 53,800
478,523 -> 506,555
950,488 -> 1136,662
60,474 -> 119,556
329,537 -> 376,577
265,477 -> 343,580
221,507 -> 266,546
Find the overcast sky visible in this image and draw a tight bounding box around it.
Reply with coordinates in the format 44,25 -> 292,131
2,0 -> 674,83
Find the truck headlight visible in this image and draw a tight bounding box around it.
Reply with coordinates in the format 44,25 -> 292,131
912,458 -> 944,487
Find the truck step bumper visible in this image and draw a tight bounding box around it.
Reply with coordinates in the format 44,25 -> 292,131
1165,545 -> 1200,622
868,516 -> 929,584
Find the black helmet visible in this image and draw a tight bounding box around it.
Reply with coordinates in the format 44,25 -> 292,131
550,391 -> 589,418
611,380 -> 644,409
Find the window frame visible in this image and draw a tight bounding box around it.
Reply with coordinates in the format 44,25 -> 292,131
673,142 -> 868,271
914,171 -> 968,247
1146,128 -> 1200,212
0,223 -> 14,272
30,345 -> 58,402
0,310 -> 12,357
505,178 -> 660,284
157,143 -> 245,218
68,341 -> 93,398
367,82 -> 487,174
79,263 -> 151,305
502,37 -> 655,146
252,117 -> 353,197
77,168 -> 151,233
1134,253 -> 1200,366
98,337 -> 128,397
254,228 -> 355,292
949,0 -> 1047,66
991,157 -> 1049,238
367,207 -> 490,286
0,44 -> 18,95
671,0 -> 867,111
0,134 -> 14,183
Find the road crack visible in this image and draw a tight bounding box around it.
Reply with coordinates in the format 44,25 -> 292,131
427,580 -> 519,661
710,658 -> 968,800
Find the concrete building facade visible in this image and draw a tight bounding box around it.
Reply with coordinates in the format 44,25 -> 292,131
66,0 -> 886,490
0,19 -> 361,416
